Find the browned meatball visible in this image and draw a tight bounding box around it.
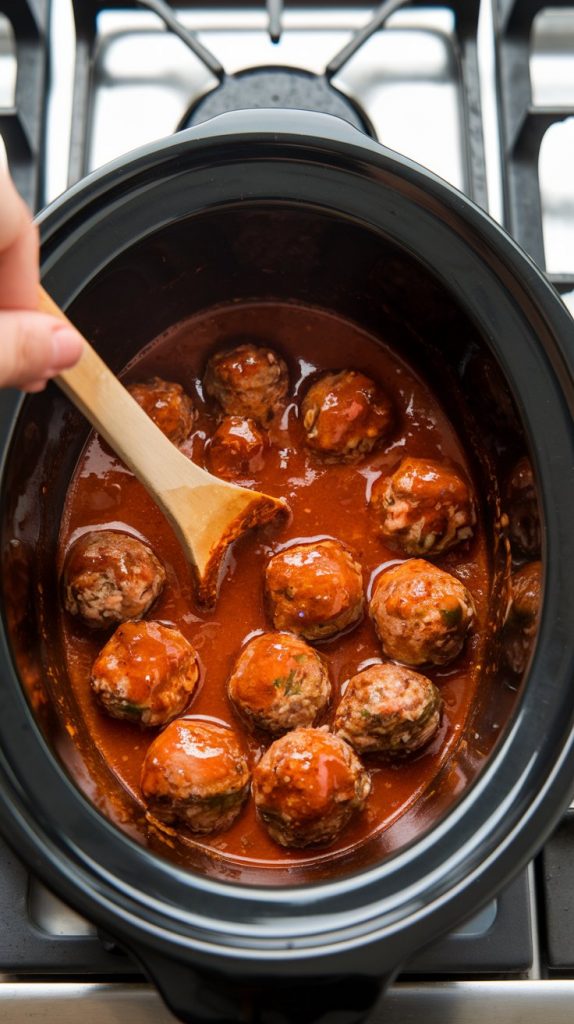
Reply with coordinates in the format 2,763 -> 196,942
264,540 -> 364,641
369,559 -> 475,666
204,343 -> 289,424
503,561 -> 542,675
62,530 -> 166,628
90,620 -> 199,726
127,376 -> 195,445
506,457 -> 541,559
511,560 -> 542,622
252,727 -> 370,848
140,719 -> 250,834
206,415 -> 266,480
227,632 -> 331,735
334,663 -> 442,756
370,456 -> 476,556
301,370 -> 393,461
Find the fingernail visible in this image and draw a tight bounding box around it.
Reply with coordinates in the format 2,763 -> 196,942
51,325 -> 84,369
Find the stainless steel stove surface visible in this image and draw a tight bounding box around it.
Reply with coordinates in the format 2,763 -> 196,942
1,1 -> 574,1021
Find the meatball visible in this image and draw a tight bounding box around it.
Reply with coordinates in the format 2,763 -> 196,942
301,370 -> 393,461
204,343 -> 289,424
227,632 -> 331,735
369,559 -> 475,666
206,415 -> 266,480
140,719 -> 250,834
62,530 -> 166,628
370,456 -> 476,556
252,727 -> 371,848
264,539 -> 364,641
334,663 -> 442,756
503,561 -> 542,675
90,620 -> 199,726
127,377 -> 195,445
510,560 -> 542,623
506,457 -> 541,559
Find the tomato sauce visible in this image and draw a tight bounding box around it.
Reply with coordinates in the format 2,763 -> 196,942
57,302 -> 491,878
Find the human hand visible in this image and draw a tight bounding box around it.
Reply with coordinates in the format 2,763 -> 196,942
0,138 -> 83,392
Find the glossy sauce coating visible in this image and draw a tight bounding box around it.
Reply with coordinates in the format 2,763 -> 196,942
370,456 -> 476,557
90,620 -> 199,727
141,718 -> 251,835
126,377 -> 196,445
252,727 -> 371,848
57,302 -> 490,874
265,539 -> 364,640
227,632 -> 331,735
62,529 -> 166,628
301,369 -> 394,461
206,416 -> 266,479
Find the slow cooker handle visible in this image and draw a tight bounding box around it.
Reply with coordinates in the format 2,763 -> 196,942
139,949 -> 397,1024
177,106 -> 391,160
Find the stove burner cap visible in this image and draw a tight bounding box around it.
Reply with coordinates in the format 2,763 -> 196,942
179,67 -> 374,137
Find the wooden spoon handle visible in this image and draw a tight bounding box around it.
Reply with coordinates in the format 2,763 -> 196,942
38,285 -> 287,606
38,285 -> 203,493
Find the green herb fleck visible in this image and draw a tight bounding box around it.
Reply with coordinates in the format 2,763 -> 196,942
272,669 -> 302,697
205,792 -> 241,811
119,700 -> 144,721
441,603 -> 463,628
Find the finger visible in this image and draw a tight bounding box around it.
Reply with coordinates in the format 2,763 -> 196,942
22,379 -> 49,394
0,221 -> 40,310
0,144 -> 27,251
0,311 -> 83,390
0,137 -> 41,309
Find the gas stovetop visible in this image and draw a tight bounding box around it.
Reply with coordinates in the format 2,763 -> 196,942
1,2 -> 574,1021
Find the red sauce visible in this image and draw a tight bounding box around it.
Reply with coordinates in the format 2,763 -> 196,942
57,302 -> 490,878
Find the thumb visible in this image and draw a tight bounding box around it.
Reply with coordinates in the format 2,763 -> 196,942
0,311 -> 83,391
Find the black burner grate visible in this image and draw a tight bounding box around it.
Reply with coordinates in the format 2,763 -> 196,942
0,832 -> 534,976
0,0 -> 50,211
494,0 -> 574,295
68,0 -> 488,211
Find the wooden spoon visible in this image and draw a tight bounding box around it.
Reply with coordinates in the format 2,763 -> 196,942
38,286 -> 288,607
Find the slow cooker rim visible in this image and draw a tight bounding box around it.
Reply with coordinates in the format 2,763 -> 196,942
37,110 -> 574,350
0,110 -> 573,965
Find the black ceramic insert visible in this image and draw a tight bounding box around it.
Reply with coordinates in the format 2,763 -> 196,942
0,111 -> 573,1024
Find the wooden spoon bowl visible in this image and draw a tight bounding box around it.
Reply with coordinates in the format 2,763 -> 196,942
39,286 -> 288,607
